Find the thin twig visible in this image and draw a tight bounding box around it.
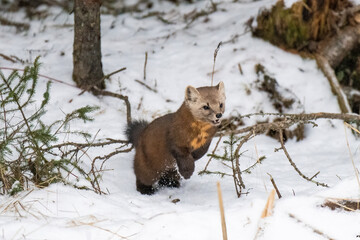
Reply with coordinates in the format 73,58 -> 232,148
267,173 -> 282,199
279,129 -> 328,187
240,112 -> 360,122
0,53 -> 16,63
92,87 -> 132,124
232,132 -> 252,196
202,135 -> 223,173
78,67 -> 127,96
0,16 -> 30,31
135,79 -> 158,93
237,63 -> 243,75
242,156 -> 265,173
309,171 -> 320,181
0,67 -> 77,88
1,67 -> 131,124
144,52 -> 148,81
43,138 -> 128,151
0,92 -> 7,141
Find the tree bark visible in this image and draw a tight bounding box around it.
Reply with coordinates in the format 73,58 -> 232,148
73,0 -> 105,89
317,25 -> 360,69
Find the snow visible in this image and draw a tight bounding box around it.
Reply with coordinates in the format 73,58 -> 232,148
1,0 -> 360,239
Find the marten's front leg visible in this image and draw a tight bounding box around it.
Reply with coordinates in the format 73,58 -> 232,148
171,146 -> 195,179
191,140 -> 212,160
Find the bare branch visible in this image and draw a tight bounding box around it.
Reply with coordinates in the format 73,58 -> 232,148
279,129 -> 328,187
92,87 -> 132,124
220,112 -> 360,137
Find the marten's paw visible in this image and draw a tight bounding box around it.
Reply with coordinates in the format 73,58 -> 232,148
136,179 -> 156,195
158,169 -> 180,188
178,161 -> 194,179
179,167 -> 194,179
158,177 -> 180,188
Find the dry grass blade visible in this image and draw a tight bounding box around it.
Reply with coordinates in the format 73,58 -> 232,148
0,189 -> 47,219
217,182 -> 228,240
323,199 -> 360,211
254,189 -> 276,240
211,42 -> 222,86
343,122 -> 360,190
261,189 -> 276,218
69,215 -> 130,239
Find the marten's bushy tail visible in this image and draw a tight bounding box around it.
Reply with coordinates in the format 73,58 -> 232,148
125,120 -> 149,147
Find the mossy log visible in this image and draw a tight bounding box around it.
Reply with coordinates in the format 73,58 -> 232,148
252,1 -> 360,113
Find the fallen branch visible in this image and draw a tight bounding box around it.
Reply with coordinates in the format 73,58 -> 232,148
288,213 -> 335,240
220,112 -> 360,137
0,16 -> 29,32
316,55 -> 351,113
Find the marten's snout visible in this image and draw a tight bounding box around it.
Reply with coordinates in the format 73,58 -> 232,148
213,113 -> 223,125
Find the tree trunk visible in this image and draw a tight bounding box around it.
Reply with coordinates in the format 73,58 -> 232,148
73,0 -> 105,90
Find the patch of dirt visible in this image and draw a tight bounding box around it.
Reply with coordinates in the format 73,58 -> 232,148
255,63 -> 299,113
265,118 -> 305,142
322,199 -> 360,211
219,116 -> 245,132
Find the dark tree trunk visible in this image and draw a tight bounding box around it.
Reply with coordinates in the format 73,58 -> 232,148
73,0 -> 105,90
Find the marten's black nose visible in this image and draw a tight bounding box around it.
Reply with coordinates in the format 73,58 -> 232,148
216,113 -> 222,119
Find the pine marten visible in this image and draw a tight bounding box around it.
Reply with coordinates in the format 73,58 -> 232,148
126,82 -> 226,194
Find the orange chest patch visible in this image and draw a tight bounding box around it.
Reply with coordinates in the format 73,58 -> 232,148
189,121 -> 213,150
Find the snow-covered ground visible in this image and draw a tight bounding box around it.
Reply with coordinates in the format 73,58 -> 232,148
0,0 -> 360,239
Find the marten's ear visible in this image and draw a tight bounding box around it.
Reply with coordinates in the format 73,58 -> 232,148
216,81 -> 225,98
185,85 -> 201,103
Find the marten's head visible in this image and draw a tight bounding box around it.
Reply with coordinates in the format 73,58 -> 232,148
185,81 -> 226,126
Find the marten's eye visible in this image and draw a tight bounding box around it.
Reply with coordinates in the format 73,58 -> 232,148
203,105 -> 210,110
220,103 -> 223,108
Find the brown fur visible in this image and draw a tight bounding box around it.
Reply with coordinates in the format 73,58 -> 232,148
126,82 -> 225,194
